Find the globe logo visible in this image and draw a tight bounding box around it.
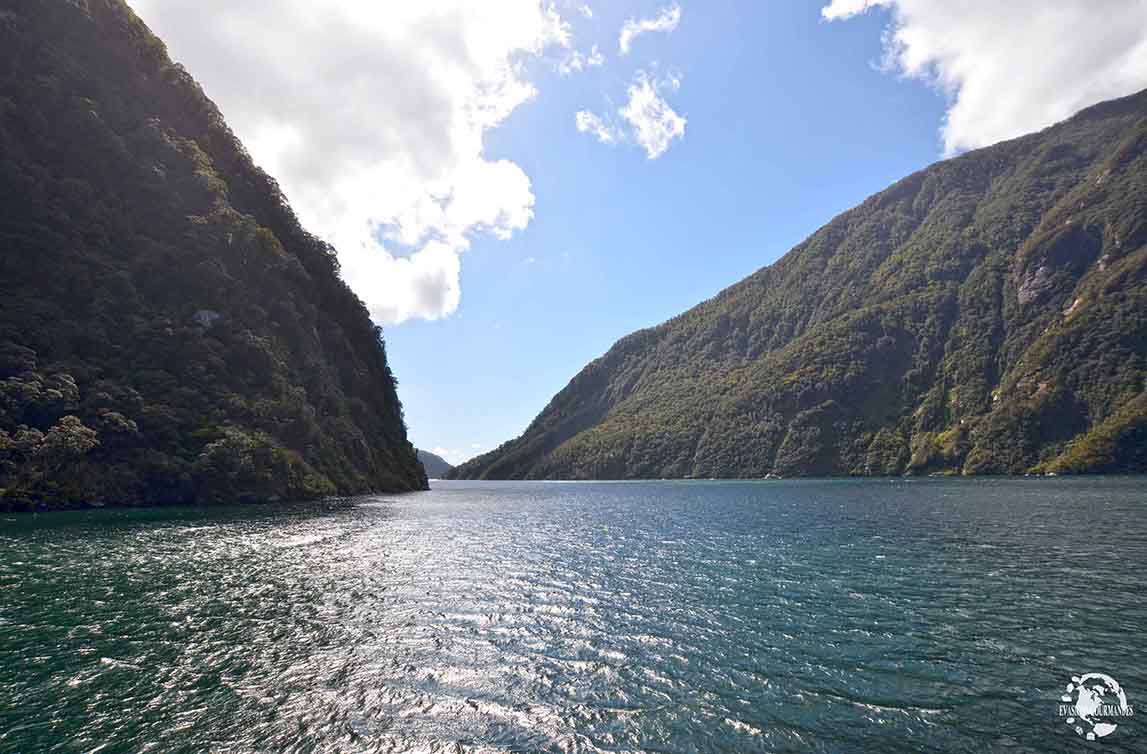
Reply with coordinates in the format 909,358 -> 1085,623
1058,673 -> 1135,741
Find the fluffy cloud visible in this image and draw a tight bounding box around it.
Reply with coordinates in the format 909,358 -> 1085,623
128,0 -> 572,324
621,72 -> 687,158
619,3 -> 681,55
822,0 -> 1147,154
576,72 -> 686,158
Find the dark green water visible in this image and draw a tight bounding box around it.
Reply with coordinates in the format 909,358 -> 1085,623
1,478 -> 1144,753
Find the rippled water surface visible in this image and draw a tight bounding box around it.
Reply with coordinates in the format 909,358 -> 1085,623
2,478 -> 1145,753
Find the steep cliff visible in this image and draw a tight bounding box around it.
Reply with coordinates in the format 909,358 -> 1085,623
0,0 -> 427,508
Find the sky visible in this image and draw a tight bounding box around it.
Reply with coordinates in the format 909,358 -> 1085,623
126,0 -> 1147,465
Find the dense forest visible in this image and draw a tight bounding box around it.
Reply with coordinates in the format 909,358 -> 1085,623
453,89 -> 1147,480
0,0 -> 427,509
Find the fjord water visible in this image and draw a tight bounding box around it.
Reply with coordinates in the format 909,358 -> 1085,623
2,479 -> 1144,753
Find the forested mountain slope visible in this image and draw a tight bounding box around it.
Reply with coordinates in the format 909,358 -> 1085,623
416,449 -> 454,479
0,0 -> 427,509
454,89 -> 1147,479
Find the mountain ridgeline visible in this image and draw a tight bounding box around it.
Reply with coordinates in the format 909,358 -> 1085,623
454,91 -> 1147,480
0,0 -> 427,509
416,449 -> 454,479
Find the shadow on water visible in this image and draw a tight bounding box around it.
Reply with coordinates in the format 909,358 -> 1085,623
0,494 -> 405,532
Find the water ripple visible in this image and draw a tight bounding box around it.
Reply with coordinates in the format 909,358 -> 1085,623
1,478 -> 1145,753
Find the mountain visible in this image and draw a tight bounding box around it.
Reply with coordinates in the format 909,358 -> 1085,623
0,0 -> 427,509
453,90 -> 1147,480
416,449 -> 454,479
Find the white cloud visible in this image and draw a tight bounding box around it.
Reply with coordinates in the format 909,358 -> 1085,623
128,0 -> 573,324
821,0 -> 874,19
576,72 -> 686,158
619,3 -> 681,55
558,44 -> 605,75
620,72 -> 686,159
822,0 -> 1147,154
575,110 -> 621,144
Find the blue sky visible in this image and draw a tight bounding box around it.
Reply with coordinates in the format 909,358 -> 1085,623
389,2 -> 949,463
130,0 -> 1147,465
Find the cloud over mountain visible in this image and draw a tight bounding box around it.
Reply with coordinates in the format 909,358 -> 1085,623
129,0 -> 572,323
823,0 -> 1147,154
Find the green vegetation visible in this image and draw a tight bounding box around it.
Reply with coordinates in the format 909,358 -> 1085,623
453,89 -> 1147,480
0,0 -> 426,509
1034,393 -> 1147,474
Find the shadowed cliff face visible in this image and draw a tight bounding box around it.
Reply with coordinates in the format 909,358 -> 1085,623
454,90 -> 1147,480
0,0 -> 427,509
416,450 -> 454,479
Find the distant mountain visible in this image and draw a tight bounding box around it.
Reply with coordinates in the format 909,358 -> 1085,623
453,90 -> 1147,480
417,449 -> 454,479
0,0 -> 427,509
